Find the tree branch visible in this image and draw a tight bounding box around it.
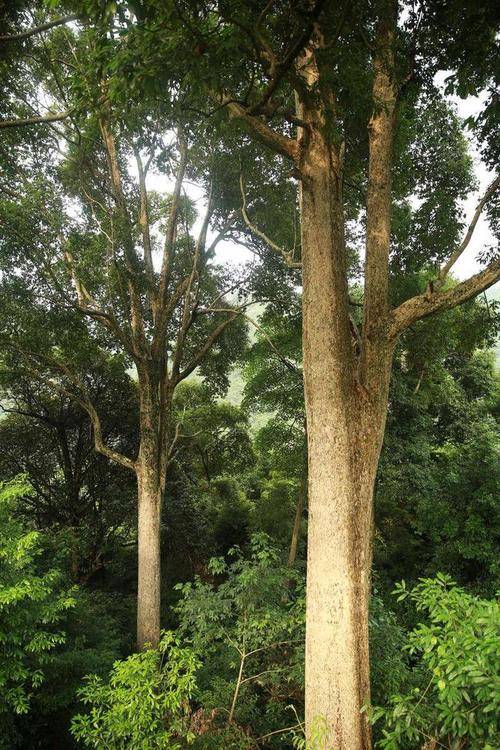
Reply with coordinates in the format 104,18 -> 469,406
83,397 -> 137,473
240,173 -> 301,268
170,182 -> 214,380
0,14 -> 78,42
133,144 -> 155,287
206,306 -> 300,375
64,246 -> 135,357
153,132 -> 189,353
6,357 -> 136,473
245,0 -> 327,117
176,312 -> 239,384
434,174 -> 500,289
361,0 -> 396,350
222,96 -> 299,161
391,257 -> 500,336
99,117 -> 148,359
0,111 -> 71,129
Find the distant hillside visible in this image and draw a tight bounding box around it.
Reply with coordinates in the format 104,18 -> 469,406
226,367 -> 271,433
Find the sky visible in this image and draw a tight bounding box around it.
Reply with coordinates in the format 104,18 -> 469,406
435,75 -> 497,282
142,79 -> 497,288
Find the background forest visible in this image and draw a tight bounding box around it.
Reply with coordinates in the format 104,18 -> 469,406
0,1 -> 499,749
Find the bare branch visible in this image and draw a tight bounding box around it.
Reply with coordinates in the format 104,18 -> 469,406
256,724 -> 304,742
165,418 -> 185,471
240,666 -> 290,685
434,174 -> 500,289
0,111 -> 71,129
240,173 -> 301,268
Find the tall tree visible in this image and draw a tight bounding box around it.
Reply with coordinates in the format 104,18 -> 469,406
89,2 -> 499,745
0,14 -> 247,649
1,1 -> 499,746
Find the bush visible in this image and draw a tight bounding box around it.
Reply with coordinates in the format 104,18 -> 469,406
0,479 -> 75,748
70,631 -> 200,749
175,534 -> 305,747
372,574 -> 500,749
17,590 -> 131,748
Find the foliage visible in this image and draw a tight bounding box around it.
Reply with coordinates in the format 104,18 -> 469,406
372,575 -> 500,750
0,366 -> 138,584
252,472 -> 301,550
1,2 -> 499,747
0,478 -> 75,748
376,307 -> 500,595
175,535 -> 305,747
174,536 -> 409,748
173,381 -> 255,483
71,631 -> 200,750
14,590 -> 131,748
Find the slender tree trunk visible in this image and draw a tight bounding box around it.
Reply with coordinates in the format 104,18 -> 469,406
136,456 -> 162,649
288,473 -> 306,568
299,116 -> 393,748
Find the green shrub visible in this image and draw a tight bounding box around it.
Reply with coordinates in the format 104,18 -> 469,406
15,590 -> 131,747
0,478 -> 75,748
176,534 -> 305,747
70,631 -> 200,749
372,574 -> 500,749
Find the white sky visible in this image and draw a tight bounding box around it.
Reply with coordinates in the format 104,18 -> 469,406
434,73 -> 497,282
142,79 -> 497,286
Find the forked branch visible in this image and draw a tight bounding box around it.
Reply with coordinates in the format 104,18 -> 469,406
391,257 -> 500,336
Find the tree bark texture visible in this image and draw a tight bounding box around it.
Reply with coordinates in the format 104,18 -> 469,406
135,375 -> 171,650
297,83 -> 395,747
136,456 -> 162,649
301,188 -> 393,747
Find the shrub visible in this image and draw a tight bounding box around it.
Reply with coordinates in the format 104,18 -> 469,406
0,479 -> 75,748
70,631 -> 200,749
176,534 -> 305,747
372,574 -> 500,749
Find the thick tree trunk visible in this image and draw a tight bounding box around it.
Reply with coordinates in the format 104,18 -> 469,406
136,458 -> 162,649
299,122 -> 392,748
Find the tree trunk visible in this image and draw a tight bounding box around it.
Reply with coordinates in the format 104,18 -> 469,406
136,459 -> 161,649
299,121 -> 392,749
288,473 -> 306,568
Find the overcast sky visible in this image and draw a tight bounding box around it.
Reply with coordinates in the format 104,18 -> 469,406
437,76 -> 497,283
143,80 -> 497,289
